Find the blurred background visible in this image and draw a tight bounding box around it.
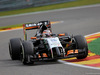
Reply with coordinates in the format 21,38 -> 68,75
0,0 -> 75,11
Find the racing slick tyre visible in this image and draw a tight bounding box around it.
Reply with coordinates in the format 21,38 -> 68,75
9,38 -> 22,60
21,41 -> 34,65
74,35 -> 88,59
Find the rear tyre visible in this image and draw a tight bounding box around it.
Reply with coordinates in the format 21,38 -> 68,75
21,41 -> 34,65
74,35 -> 88,59
9,38 -> 22,60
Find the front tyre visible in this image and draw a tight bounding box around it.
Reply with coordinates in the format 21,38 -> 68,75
21,41 -> 34,65
9,38 -> 22,60
74,35 -> 88,59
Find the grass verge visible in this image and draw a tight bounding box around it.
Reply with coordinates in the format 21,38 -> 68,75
0,0 -> 100,17
0,24 -> 23,30
88,38 -> 100,55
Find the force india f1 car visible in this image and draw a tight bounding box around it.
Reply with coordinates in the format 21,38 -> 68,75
9,21 -> 88,65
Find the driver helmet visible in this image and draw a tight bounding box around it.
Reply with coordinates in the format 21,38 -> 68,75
43,30 -> 51,37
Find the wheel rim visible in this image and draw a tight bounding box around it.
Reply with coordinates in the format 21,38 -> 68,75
9,43 -> 13,58
21,45 -> 25,63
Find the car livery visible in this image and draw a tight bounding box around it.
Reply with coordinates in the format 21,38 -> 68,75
9,21 -> 88,65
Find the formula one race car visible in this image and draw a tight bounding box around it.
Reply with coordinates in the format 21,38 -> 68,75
9,21 -> 88,65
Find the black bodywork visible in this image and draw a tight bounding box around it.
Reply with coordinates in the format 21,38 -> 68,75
9,21 -> 88,65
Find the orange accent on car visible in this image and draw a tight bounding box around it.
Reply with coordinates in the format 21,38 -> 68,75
31,37 -> 37,39
67,50 -> 74,55
43,53 -> 48,57
58,33 -> 65,36
75,49 -> 78,53
25,26 -> 38,30
38,54 -> 41,58
38,53 -> 48,58
43,31 -> 47,33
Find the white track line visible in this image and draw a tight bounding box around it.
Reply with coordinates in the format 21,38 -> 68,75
85,32 -> 100,37
0,4 -> 100,19
58,60 -> 100,70
58,31 -> 100,70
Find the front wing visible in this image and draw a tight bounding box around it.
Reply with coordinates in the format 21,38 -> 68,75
30,49 -> 85,61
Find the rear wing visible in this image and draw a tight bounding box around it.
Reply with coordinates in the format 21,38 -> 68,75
23,21 -> 51,40
23,21 -> 51,30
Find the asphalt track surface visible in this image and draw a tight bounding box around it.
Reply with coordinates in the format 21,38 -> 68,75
0,4 -> 100,75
